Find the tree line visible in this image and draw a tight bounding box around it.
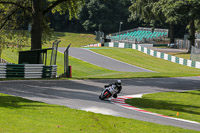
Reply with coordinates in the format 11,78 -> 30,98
0,0 -> 200,52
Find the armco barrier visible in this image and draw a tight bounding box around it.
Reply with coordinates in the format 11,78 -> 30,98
43,65 -> 57,78
25,64 -> 44,78
0,63 -> 57,78
83,43 -> 102,47
0,63 -> 6,78
104,42 -> 200,69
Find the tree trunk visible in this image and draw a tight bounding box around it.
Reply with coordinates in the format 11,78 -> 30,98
31,0 -> 42,50
170,23 -> 174,44
188,19 -> 195,53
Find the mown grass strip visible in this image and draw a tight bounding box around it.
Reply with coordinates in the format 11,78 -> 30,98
43,32 -> 98,48
125,90 -> 200,123
91,48 -> 200,77
0,93 -> 198,133
168,52 -> 190,60
2,47 -> 200,79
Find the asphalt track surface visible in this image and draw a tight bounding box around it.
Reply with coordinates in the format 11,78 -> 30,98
0,77 -> 200,131
58,47 -> 153,72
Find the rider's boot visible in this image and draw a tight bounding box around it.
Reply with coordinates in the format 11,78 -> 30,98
113,94 -> 118,98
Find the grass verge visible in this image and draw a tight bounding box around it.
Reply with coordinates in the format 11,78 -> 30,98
91,48 -> 200,77
1,47 -> 19,64
0,93 -> 198,133
56,51 -> 124,77
1,31 -> 97,48
168,52 -> 190,60
125,90 -> 200,123
2,47 -> 200,79
43,32 -> 98,48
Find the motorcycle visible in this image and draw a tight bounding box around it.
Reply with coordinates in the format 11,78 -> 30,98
99,85 -> 118,100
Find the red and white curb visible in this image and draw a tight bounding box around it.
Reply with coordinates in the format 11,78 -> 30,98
111,94 -> 200,125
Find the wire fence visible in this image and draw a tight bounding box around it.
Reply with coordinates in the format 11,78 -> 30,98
195,39 -> 200,48
191,46 -> 200,61
174,39 -> 190,49
174,39 -> 200,50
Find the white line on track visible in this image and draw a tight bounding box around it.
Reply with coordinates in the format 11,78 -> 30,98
86,49 -> 154,72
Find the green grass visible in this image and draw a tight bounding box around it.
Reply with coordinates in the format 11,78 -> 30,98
168,52 -> 190,59
1,47 -> 122,77
91,48 -> 200,77
2,31 -> 200,79
0,93 -> 198,133
43,32 -> 98,48
2,47 -> 200,79
125,90 -> 200,123
1,47 -> 19,64
56,48 -> 200,78
1,31 -> 97,50
55,51 -> 122,77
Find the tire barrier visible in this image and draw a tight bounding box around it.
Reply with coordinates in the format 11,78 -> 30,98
0,63 -> 57,78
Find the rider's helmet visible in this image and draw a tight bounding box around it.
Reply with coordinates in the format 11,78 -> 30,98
116,80 -> 121,87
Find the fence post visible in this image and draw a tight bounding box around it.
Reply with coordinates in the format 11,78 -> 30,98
50,40 -> 61,65
64,43 -> 71,78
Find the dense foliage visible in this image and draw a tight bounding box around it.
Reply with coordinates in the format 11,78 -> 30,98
129,0 -> 200,51
0,0 -> 200,51
78,0 -> 135,34
0,0 -> 84,50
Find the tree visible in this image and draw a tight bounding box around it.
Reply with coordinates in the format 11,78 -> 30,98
78,0 -> 134,34
0,0 -> 83,50
129,0 -> 200,50
129,0 -> 176,43
48,11 -> 84,32
157,0 -> 200,52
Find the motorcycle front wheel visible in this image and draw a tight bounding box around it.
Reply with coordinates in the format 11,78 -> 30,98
99,90 -> 111,100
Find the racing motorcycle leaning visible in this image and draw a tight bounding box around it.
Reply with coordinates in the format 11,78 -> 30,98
99,85 -> 118,100
99,80 -> 122,100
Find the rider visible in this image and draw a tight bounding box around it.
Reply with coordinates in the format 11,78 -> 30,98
104,80 -> 122,98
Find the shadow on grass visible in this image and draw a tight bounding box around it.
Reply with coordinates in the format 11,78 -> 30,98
50,32 -> 66,42
126,98 -> 200,116
0,95 -> 54,108
180,90 -> 200,95
171,52 -> 189,55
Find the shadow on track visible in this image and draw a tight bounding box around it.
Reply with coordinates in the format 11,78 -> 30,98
0,80 -> 110,105
90,77 -> 200,91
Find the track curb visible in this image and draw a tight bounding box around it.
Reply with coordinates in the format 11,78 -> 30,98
111,94 -> 200,125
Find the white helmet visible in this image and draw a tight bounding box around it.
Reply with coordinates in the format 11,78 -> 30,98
116,80 -> 121,86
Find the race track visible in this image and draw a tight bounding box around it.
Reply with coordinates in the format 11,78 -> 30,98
1,47 -> 200,131
58,47 -> 153,72
0,77 -> 200,131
